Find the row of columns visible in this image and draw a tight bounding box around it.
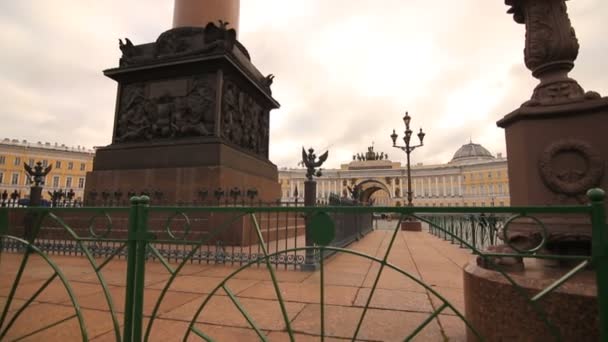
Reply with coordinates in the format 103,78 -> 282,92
289,179 -> 342,198
287,175 -> 468,199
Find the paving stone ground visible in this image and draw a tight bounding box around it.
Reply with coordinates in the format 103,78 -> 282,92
0,224 -> 473,341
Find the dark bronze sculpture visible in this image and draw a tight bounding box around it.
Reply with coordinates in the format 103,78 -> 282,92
353,145 -> 390,162
108,21 -> 274,159
301,147 -> 329,181
24,161 -> 52,187
347,184 -> 362,202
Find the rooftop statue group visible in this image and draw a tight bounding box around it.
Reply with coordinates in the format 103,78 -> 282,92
353,145 -> 388,161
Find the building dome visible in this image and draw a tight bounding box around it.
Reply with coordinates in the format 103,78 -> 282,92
449,141 -> 494,164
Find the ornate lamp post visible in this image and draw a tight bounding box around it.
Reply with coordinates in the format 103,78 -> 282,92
390,111 -> 426,206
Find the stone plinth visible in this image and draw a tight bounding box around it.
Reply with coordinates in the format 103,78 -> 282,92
87,140 -> 280,204
497,98 -> 608,246
85,22 -> 280,205
464,260 -> 598,341
401,221 -> 422,231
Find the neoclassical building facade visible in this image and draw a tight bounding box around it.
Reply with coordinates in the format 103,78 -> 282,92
279,142 -> 510,207
0,138 -> 94,201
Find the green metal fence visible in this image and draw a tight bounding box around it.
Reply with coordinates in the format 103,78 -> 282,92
0,189 -> 607,341
424,213 -> 507,250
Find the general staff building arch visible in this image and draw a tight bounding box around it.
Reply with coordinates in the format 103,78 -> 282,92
279,142 -> 511,207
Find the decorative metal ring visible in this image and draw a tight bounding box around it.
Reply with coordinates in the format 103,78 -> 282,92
502,214 -> 548,254
87,213 -> 113,238
165,211 -> 192,240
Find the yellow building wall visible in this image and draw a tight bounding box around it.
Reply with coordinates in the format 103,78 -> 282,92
0,142 -> 94,201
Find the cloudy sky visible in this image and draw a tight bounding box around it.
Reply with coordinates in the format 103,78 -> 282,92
0,0 -> 606,168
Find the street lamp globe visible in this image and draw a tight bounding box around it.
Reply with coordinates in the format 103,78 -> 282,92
417,128 -> 426,144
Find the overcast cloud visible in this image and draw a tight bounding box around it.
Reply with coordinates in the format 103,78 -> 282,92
0,0 -> 606,168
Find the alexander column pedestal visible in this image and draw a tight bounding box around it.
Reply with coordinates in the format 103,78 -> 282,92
86,22 -> 281,205
85,11 -> 282,244
463,1 -> 607,340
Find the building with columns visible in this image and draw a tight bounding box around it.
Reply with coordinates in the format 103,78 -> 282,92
0,138 -> 94,202
279,142 -> 510,207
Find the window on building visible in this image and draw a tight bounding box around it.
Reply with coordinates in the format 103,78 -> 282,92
55,160 -> 62,169
53,176 -> 60,188
78,177 -> 85,189
11,173 -> 19,185
497,171 -> 501,177
0,156 -> 5,165
66,177 -> 73,188
472,202 -> 476,206
481,202 -> 486,206
28,158 -> 34,166
500,201 -> 505,206
0,172 -> 3,184
42,160 -> 48,167
14,157 -> 21,166
471,185 -> 476,195
68,162 -> 74,170
498,183 -> 503,194
488,171 -> 492,178
80,163 -> 86,171
489,184 -> 494,194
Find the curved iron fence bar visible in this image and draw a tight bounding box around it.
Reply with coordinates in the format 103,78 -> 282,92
164,211 -> 192,240
181,245 -> 482,342
501,214 -> 548,254
531,259 -> 589,303
189,326 -> 214,341
45,212 -> 122,341
144,212 -> 250,342
404,302 -> 449,341
222,285 -> 268,341
87,212 -> 113,238
249,213 -> 295,341
0,235 -> 88,341
412,213 -> 592,341
2,273 -> 58,339
146,245 -> 176,274
352,213 -> 406,341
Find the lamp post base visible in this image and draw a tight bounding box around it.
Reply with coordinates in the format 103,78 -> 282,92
401,221 -> 422,231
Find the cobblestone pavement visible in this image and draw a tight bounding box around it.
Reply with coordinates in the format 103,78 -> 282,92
1,228 -> 473,341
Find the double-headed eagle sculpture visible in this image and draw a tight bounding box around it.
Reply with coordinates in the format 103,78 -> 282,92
24,161 -> 52,187
301,147 -> 328,181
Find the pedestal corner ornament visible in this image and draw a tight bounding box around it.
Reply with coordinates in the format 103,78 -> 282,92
538,139 -> 605,203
